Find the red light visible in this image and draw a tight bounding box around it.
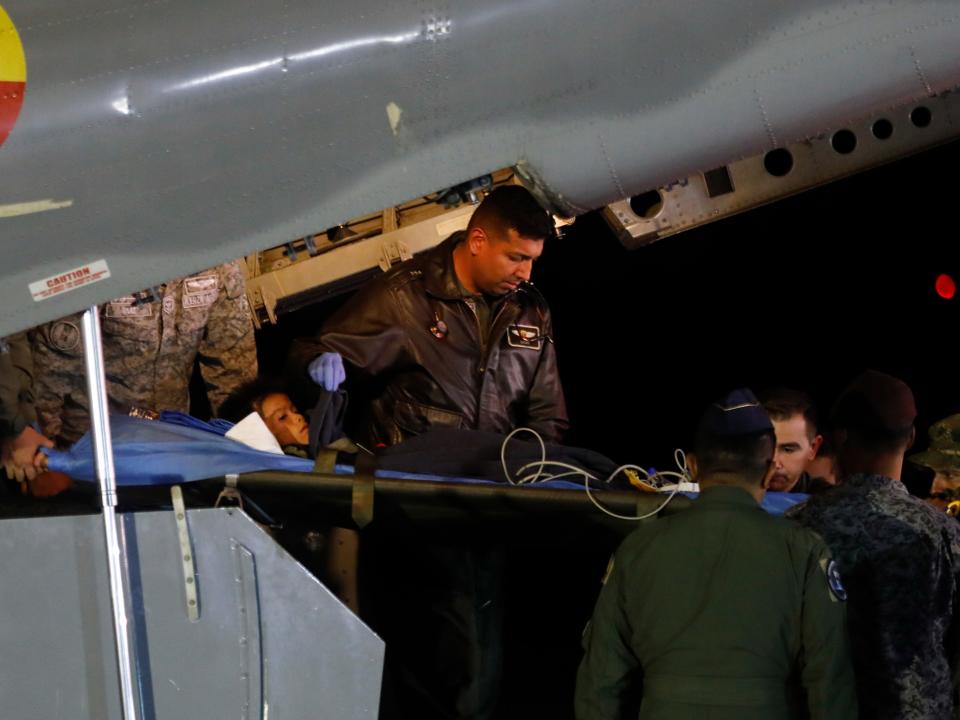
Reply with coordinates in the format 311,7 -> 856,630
935,274 -> 956,300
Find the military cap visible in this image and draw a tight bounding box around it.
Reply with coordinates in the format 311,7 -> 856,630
698,388 -> 773,436
908,414 -> 960,472
830,370 -> 916,435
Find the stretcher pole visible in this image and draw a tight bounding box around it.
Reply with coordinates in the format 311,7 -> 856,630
82,306 -> 140,720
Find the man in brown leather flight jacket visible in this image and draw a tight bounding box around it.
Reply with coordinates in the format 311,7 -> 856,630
293,185 -> 568,720
296,184 -> 568,448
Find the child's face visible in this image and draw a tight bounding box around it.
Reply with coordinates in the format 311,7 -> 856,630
259,393 -> 309,446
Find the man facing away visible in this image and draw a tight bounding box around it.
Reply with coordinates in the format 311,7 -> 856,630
790,370 -> 960,719
575,388 -> 856,720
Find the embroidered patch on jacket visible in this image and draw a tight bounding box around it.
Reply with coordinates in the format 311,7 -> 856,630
820,558 -> 848,602
49,320 -> 81,352
507,324 -> 543,350
182,274 -> 220,308
104,296 -> 153,319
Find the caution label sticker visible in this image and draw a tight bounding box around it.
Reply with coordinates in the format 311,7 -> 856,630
30,260 -> 112,302
0,4 -> 26,149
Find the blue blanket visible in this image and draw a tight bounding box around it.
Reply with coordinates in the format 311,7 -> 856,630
46,415 -> 314,484
43,416 -> 808,515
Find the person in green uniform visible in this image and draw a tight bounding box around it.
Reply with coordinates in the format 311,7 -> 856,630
575,388 -> 856,720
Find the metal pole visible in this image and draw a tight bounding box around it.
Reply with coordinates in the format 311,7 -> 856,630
82,306 -> 139,720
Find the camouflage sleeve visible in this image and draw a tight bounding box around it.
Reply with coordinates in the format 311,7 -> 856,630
0,332 -> 36,437
798,531 -> 858,719
198,260 -> 258,414
28,317 -> 85,444
943,524 -> 960,719
574,553 -> 642,720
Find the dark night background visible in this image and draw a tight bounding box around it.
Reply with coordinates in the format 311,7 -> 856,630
252,138 -> 960,718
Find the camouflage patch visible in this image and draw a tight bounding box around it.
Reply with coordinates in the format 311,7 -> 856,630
104,296 -> 153,319
507,324 -> 543,350
49,320 -> 81,352
183,275 -> 219,309
162,296 -> 176,315
184,275 -> 218,294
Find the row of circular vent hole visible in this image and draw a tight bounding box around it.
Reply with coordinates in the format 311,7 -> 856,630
630,105 -> 934,219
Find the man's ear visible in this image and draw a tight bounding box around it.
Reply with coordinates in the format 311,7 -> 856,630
810,434 -> 824,460
906,426 -> 917,451
685,453 -> 698,481
466,226 -> 486,255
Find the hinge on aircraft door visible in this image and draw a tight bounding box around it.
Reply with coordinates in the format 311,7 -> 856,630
378,240 -> 412,271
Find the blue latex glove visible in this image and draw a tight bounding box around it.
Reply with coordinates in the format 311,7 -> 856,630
308,352 -> 346,391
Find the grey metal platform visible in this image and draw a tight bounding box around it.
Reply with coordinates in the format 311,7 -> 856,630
0,507 -> 384,719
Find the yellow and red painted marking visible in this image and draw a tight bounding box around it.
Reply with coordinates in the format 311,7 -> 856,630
0,4 -> 26,148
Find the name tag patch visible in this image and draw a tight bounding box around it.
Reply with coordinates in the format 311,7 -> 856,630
507,324 -> 543,351
104,296 -> 153,319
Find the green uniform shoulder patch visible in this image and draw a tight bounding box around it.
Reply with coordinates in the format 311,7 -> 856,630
820,557 -> 847,602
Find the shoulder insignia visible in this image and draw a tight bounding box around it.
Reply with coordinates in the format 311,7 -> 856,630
820,558 -> 848,602
49,320 -> 81,352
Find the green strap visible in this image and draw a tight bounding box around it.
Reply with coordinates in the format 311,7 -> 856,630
351,475 -> 375,529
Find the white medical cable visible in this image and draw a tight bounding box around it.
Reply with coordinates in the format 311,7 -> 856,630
499,428 -> 689,520
585,476 -> 679,521
501,427 -> 548,485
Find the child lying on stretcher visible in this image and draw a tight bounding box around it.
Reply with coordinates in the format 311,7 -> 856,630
218,378 -> 350,459
219,379 -> 311,454
27,379 -> 345,498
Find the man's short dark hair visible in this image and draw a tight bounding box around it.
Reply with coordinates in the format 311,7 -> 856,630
467,185 -> 555,240
831,394 -> 914,454
694,428 -> 776,485
759,388 -> 818,441
830,370 -> 916,454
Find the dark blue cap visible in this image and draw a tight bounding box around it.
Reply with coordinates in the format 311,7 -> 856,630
698,388 -> 773,436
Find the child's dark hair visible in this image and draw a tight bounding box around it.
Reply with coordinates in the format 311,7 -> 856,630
218,377 -> 292,423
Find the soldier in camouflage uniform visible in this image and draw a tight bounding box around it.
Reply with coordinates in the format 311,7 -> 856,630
0,332 -> 36,440
908,414 -> 960,511
575,389 -> 856,720
30,260 -> 257,447
1,332 -> 56,489
790,370 -> 960,720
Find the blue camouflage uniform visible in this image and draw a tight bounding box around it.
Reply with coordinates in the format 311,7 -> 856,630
790,473 -> 960,719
